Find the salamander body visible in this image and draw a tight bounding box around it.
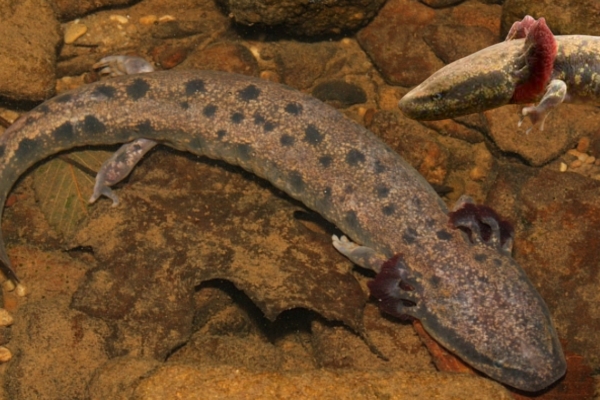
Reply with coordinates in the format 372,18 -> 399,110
0,70 -> 565,390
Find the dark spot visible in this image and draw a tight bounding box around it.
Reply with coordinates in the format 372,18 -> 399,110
136,120 -> 155,135
263,121 -> 275,132
319,155 -> 332,168
54,93 -> 73,103
304,124 -> 324,145
346,148 -> 365,166
82,115 -> 106,135
15,137 -> 38,159
284,103 -> 302,115
52,122 -> 74,142
185,79 -> 206,96
376,185 -> 389,198
280,134 -> 295,146
126,78 -> 150,100
217,130 -> 227,139
179,101 -> 189,109
93,84 -> 116,99
430,275 -> 441,288
402,227 -> 418,244
382,205 -> 395,216
344,210 -> 359,230
35,104 -> 50,114
289,171 -> 305,192
374,160 -> 386,174
238,84 -> 261,101
474,254 -> 488,263
436,230 -> 452,241
253,113 -> 265,125
323,186 -> 332,197
413,197 -> 422,209
426,218 -> 436,228
493,258 -> 502,267
231,112 -> 244,124
237,144 -> 252,161
0,145 -> 5,158
203,104 -> 217,118
344,185 -> 354,194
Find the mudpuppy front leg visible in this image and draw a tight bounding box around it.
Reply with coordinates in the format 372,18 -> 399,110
89,56 -> 158,205
332,235 -> 423,319
519,79 -> 567,132
332,234 -> 388,273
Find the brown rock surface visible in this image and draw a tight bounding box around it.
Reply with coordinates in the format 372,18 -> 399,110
0,0 -> 60,101
51,0 -> 139,21
488,166 -> 600,371
502,0 -> 600,36
217,0 -> 386,36
484,104 -> 600,166
131,365 -> 511,399
357,0 -> 501,86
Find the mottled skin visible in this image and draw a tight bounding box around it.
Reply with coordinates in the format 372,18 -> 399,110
398,32 -> 600,127
0,70 -> 565,390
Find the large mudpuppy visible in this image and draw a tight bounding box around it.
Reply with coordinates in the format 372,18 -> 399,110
0,68 -> 565,390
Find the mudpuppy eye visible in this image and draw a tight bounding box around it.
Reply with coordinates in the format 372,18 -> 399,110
432,93 -> 444,101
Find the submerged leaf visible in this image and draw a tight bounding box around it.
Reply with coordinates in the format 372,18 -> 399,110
33,150 -> 113,241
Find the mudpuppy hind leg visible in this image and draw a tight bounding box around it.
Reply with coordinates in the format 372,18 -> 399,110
89,138 -> 157,206
89,56 -> 159,205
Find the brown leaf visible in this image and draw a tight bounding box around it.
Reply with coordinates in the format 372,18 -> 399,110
33,150 -> 113,241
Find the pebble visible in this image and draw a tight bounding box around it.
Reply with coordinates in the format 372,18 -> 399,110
570,160 -> 582,169
15,283 -> 27,297
577,136 -> 590,153
158,15 -> 176,23
64,23 -> 88,44
559,162 -> 568,172
140,15 -> 158,25
1,280 -> 14,292
0,346 -> 12,363
0,309 -> 13,327
109,15 -> 129,24
567,149 -> 581,157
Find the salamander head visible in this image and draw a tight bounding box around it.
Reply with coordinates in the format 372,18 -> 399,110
369,200 -> 566,391
425,259 -> 567,392
398,39 -> 525,120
